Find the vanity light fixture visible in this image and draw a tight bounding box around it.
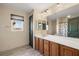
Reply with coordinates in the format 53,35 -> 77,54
67,15 -> 71,18
56,3 -> 60,7
41,9 -> 48,13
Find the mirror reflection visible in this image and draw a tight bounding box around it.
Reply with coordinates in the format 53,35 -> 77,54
47,4 -> 79,38
37,20 -> 48,30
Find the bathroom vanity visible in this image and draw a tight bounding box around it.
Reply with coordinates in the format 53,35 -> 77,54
35,35 -> 79,56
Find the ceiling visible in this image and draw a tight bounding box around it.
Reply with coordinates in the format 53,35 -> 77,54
48,4 -> 79,20
2,3 -> 54,13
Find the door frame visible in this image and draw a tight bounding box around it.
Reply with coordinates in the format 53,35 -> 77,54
29,15 -> 33,47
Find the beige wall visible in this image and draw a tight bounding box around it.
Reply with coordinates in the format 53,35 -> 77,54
47,20 -> 56,35
0,5 -> 29,51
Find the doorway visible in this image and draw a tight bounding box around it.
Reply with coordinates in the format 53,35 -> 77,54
29,15 -> 33,48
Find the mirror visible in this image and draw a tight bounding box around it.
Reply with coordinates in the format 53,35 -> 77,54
42,21 -> 47,30
37,20 -> 48,30
38,22 -> 42,30
47,4 -> 79,38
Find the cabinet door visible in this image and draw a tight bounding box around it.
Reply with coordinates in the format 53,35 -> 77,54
39,38 -> 44,54
44,40 -> 50,56
60,45 -> 78,56
50,41 -> 59,56
35,37 -> 39,50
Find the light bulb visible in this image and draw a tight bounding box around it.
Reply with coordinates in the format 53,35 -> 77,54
67,15 -> 71,18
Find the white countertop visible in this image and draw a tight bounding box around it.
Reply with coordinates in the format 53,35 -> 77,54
35,35 -> 79,50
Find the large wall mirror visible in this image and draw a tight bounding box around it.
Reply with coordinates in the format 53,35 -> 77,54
47,4 -> 79,38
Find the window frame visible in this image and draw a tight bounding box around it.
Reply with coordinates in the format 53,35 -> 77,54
11,14 -> 24,31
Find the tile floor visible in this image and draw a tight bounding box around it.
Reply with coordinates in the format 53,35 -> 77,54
0,45 -> 42,56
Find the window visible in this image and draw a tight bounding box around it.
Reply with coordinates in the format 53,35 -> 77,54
11,14 -> 24,31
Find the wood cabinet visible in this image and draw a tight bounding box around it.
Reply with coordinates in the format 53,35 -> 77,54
35,37 -> 79,56
44,40 -> 50,56
35,37 -> 39,50
60,45 -> 78,56
39,38 -> 44,54
50,41 -> 59,56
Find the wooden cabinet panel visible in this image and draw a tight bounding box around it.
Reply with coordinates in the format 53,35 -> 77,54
44,40 -> 50,56
39,38 -> 44,54
35,37 -> 39,50
60,45 -> 78,56
50,41 -> 59,56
